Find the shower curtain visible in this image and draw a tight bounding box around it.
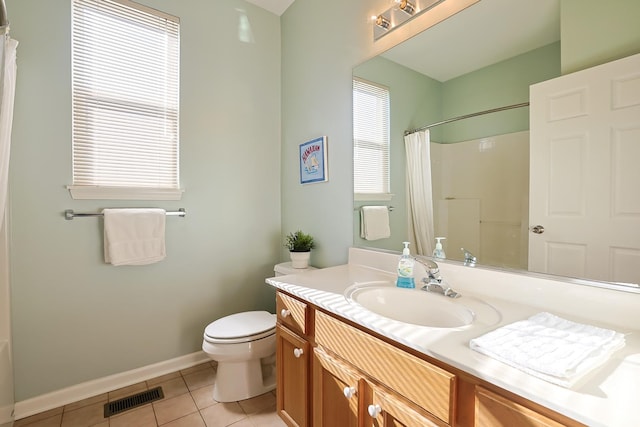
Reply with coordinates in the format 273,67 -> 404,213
0,34 -> 17,427
404,130 -> 435,256
0,35 -> 17,228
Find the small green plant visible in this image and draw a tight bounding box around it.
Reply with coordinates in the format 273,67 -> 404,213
284,230 -> 315,252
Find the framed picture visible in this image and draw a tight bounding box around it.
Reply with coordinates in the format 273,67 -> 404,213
299,136 -> 328,184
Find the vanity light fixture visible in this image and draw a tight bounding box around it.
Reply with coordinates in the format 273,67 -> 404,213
373,0 -> 447,40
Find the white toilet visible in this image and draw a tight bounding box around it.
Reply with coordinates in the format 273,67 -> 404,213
202,262 -> 316,402
202,310 -> 276,402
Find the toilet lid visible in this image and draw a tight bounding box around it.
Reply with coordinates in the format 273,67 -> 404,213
204,311 -> 276,341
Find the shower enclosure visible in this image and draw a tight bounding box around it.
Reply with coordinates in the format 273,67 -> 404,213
0,0 -> 14,425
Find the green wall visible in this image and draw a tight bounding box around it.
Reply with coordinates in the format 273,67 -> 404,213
561,0 -> 640,74
8,0 -> 281,401
280,0 -> 364,268
441,42 -> 561,143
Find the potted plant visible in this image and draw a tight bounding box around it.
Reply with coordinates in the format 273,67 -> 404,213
284,230 -> 315,268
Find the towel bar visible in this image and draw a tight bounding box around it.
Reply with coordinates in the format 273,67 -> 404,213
354,206 -> 394,212
64,208 -> 186,220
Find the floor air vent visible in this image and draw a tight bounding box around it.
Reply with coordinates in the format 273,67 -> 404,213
104,386 -> 164,417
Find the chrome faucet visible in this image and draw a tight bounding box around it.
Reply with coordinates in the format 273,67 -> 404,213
461,248 -> 477,267
413,257 -> 441,282
413,257 -> 461,298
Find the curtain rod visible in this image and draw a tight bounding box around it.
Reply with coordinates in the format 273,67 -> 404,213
404,102 -> 530,136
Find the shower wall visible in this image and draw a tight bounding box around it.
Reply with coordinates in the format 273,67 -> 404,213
431,131 -> 530,270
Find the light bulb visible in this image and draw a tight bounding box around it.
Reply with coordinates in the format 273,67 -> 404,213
395,0 -> 416,15
374,15 -> 391,30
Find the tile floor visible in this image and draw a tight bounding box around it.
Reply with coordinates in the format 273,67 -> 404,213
14,362 -> 286,427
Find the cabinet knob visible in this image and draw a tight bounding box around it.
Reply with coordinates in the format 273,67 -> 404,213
368,404 -> 382,418
293,348 -> 304,358
343,386 -> 357,399
280,308 -> 291,318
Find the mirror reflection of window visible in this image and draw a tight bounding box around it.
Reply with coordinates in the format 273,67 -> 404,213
353,79 -> 390,199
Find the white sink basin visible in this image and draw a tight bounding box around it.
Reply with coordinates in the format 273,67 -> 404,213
345,282 -> 499,328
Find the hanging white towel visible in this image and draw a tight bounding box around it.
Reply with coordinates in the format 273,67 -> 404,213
103,208 -> 166,266
470,312 -> 626,388
360,206 -> 391,241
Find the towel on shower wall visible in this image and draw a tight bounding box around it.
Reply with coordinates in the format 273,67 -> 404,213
360,206 -> 390,240
469,312 -> 625,387
103,208 -> 166,266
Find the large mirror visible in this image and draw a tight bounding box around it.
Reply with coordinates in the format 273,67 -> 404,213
353,0 -> 640,289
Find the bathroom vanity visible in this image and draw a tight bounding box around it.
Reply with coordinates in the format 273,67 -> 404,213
267,248 -> 640,427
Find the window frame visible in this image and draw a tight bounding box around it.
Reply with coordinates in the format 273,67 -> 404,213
353,77 -> 392,201
68,0 -> 182,201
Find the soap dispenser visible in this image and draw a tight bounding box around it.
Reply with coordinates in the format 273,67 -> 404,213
396,242 -> 415,288
432,237 -> 446,260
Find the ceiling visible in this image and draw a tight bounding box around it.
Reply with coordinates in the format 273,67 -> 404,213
244,0 -> 295,16
381,0 -> 560,82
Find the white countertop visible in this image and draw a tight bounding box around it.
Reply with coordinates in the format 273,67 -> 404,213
266,248 -> 640,427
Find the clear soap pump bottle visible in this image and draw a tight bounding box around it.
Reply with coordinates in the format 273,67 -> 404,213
396,242 -> 416,288
433,237 -> 446,259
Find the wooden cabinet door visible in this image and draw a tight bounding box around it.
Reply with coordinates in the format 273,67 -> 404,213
367,385 -> 443,427
312,348 -> 361,427
276,325 -> 310,427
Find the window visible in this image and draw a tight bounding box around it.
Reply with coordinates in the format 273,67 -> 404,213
70,0 -> 181,200
353,78 -> 391,200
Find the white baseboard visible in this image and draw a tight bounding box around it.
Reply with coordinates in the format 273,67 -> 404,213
14,351 -> 211,420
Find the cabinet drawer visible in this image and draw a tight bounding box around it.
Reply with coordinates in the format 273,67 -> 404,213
474,386 -> 581,427
276,292 -> 308,335
371,386 -> 442,427
315,310 -> 455,425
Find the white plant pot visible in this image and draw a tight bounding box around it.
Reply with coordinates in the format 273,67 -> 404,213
289,251 -> 310,269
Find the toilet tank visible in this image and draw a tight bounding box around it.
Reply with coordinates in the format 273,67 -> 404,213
274,262 -> 316,276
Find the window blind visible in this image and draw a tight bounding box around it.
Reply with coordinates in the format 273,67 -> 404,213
353,78 -> 390,195
71,0 -> 180,195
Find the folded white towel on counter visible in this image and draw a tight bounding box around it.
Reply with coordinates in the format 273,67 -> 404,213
103,208 -> 166,266
470,312 -> 625,388
360,206 -> 390,241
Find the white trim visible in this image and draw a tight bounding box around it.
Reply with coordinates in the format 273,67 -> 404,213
111,0 -> 180,23
354,193 -> 394,202
14,351 -> 210,420
67,186 -> 184,201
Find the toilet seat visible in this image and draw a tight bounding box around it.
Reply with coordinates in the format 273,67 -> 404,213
204,311 -> 276,344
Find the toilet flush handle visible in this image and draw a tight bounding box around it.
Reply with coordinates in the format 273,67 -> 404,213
293,348 -> 304,358
280,309 -> 291,318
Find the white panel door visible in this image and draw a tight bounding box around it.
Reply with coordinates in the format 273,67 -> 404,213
529,53 -> 640,285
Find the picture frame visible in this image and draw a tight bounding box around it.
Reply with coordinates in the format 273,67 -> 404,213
299,136 -> 328,184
